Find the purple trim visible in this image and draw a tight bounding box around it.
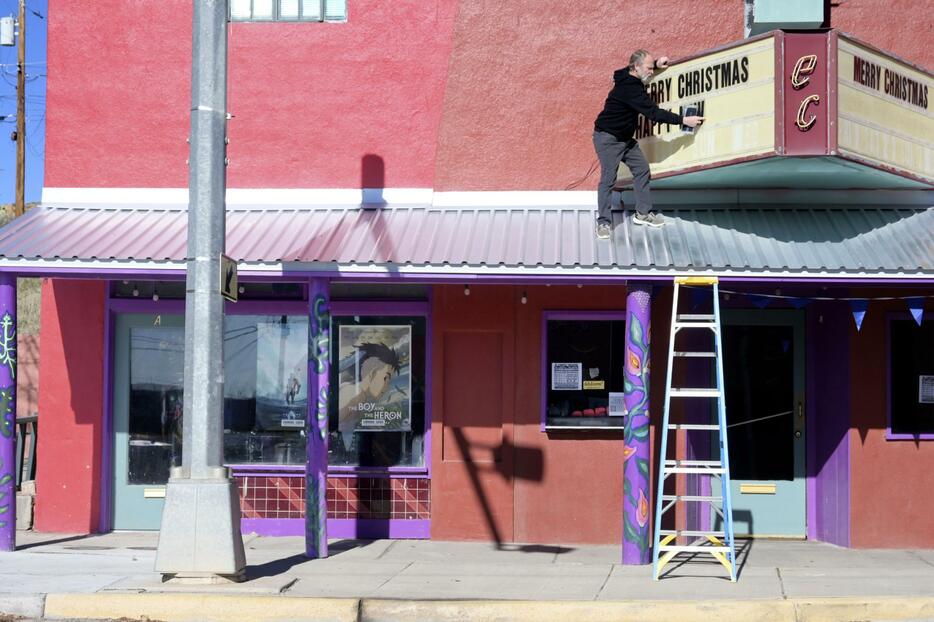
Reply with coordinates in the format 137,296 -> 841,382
885,311 -> 934,440
108,298 -> 308,315
306,279 -> 330,558
621,287 -> 651,565
99,295 -> 115,534
108,299 -> 185,314
806,306 -> 817,542
242,518 -> 304,536
4,266 -> 932,285
331,301 -> 429,316
0,274 -> 15,550
229,466 -> 305,476
425,286 -> 434,479
540,310 -> 628,431
808,303 -> 851,546
241,518 -> 430,539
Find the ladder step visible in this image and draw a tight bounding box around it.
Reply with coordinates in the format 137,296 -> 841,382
677,314 -> 717,321
670,388 -> 721,398
662,495 -> 723,502
673,351 -> 717,358
665,467 -> 726,474
674,322 -> 718,330
665,460 -> 723,467
667,424 -> 720,430
659,529 -> 726,538
658,545 -> 732,553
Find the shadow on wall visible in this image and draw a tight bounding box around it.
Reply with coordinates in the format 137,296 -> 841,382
450,427 -> 572,554
356,154 -> 399,273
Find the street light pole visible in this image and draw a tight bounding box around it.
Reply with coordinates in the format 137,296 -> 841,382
14,0 -> 24,217
154,0 -> 246,582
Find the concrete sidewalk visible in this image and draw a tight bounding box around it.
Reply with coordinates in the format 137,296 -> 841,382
0,530 -> 933,621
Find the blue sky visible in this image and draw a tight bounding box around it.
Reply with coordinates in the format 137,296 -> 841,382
0,0 -> 46,204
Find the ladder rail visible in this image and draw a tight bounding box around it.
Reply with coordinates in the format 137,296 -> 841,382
651,280 -> 681,579
711,281 -> 738,581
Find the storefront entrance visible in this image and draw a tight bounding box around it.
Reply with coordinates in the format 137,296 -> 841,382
112,314 -> 185,529
722,310 -> 806,537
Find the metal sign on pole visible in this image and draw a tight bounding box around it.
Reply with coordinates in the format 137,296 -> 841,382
220,254 -> 238,302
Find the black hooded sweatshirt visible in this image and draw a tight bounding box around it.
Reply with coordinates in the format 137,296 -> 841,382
594,70 -> 683,141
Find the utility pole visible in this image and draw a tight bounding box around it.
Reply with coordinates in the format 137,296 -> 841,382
14,0 -> 24,217
154,0 -> 245,582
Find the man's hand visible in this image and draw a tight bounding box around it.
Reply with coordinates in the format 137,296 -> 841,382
683,115 -> 705,128
654,56 -> 670,69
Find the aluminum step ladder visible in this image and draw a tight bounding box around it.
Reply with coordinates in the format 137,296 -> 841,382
652,276 -> 737,581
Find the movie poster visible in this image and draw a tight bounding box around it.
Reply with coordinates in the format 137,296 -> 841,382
338,325 -> 411,433
255,320 -> 308,430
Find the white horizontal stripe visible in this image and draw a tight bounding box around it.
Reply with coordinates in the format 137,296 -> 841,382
0,257 -> 927,280
432,191 -> 596,207
41,187 -> 435,206
40,187 -> 933,208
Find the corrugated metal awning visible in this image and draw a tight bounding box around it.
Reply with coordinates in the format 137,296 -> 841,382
0,203 -> 931,278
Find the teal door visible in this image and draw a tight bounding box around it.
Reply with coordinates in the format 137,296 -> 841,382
721,310 -> 806,537
113,314 -> 185,530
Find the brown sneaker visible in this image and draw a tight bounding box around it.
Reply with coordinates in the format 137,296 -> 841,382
595,221 -> 612,239
632,212 -> 665,227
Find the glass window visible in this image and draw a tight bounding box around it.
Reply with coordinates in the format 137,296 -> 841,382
223,315 -> 309,465
545,317 -> 627,428
128,327 -> 184,484
890,318 -> 934,436
328,315 -> 427,467
229,0 -> 346,21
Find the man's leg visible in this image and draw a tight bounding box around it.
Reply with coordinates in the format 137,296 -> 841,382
592,131 -> 626,225
622,141 -> 652,216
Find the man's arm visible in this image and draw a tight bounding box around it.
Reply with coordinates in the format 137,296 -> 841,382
630,88 -> 683,126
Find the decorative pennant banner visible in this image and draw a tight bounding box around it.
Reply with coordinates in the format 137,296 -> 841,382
748,294 -> 772,309
790,298 -> 811,309
907,297 -> 925,326
850,300 -> 868,331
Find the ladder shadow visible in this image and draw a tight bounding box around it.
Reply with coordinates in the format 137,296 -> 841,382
656,535 -> 753,581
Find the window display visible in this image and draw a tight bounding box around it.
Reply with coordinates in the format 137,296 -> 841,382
890,318 -> 934,436
223,315 -> 309,465
329,315 -> 426,467
545,317 -> 627,428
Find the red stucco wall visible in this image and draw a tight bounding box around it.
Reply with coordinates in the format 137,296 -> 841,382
848,298 -> 934,548
830,0 -> 934,70
34,280 -> 106,534
45,1 -> 932,193
44,1 -> 457,190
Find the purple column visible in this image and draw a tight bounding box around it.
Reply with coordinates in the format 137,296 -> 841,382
0,275 -> 15,551
305,279 -> 330,558
623,284 -> 651,564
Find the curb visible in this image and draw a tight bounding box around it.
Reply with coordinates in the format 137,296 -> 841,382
35,593 -> 934,622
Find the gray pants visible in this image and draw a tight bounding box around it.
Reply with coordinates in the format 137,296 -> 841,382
592,130 -> 652,223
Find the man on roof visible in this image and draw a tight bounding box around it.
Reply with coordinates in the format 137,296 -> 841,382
593,49 -> 704,238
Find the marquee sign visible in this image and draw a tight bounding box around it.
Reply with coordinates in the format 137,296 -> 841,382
617,31 -> 933,188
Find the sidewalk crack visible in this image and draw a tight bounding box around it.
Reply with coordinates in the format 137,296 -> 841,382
593,564 -> 614,600
776,567 -> 788,599
375,540 -> 398,560
908,550 -> 934,568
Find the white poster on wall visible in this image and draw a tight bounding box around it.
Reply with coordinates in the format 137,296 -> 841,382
608,392 -> 627,417
551,362 -> 582,390
920,375 -> 934,404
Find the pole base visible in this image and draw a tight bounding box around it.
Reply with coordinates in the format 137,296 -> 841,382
155,469 -> 246,580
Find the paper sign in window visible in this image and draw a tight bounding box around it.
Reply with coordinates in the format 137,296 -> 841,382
551,362 -> 582,390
